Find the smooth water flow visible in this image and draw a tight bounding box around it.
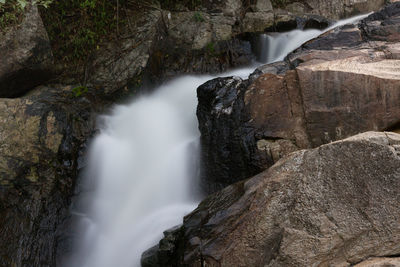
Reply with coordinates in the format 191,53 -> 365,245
257,13 -> 369,63
69,14 -> 369,267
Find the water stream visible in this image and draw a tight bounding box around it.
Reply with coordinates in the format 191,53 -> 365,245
67,13 -> 368,267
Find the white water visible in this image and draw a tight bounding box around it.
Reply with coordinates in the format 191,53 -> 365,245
257,13 -> 370,63
68,13 -> 369,267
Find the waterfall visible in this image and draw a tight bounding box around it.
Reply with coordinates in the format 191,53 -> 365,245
66,13 -> 369,267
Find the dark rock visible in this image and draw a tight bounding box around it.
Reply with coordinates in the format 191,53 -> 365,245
197,76 -> 257,192
360,2 -> 400,42
0,4 -> 53,98
154,132 -> 400,266
0,85 -> 108,266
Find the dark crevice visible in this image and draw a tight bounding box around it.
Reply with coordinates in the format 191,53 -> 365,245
384,120 -> 400,132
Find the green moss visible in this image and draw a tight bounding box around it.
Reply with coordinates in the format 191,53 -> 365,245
72,85 -> 88,97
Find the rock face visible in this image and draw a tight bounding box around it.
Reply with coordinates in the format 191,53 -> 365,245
0,4 -> 53,98
0,85 -> 104,266
198,2 -> 400,191
83,0 -> 388,93
354,257 -> 400,267
150,132 -> 400,267
242,0 -> 386,33
86,10 -> 161,95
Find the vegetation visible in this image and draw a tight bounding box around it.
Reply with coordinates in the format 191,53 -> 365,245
72,85 -> 88,97
0,0 -> 52,32
160,0 -> 201,11
39,0 -> 160,64
193,11 -> 204,22
270,0 -> 292,8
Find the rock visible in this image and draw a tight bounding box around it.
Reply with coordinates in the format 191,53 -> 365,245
197,2 -> 400,191
360,2 -> 400,42
86,10 -> 161,95
302,0 -> 386,19
197,77 -> 254,192
242,11 -> 275,32
0,3 -> 53,98
253,0 -> 273,12
354,257 -> 400,267
0,85 -> 105,266
153,132 -> 400,267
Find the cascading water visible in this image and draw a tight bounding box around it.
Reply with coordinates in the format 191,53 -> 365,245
67,13 -> 369,267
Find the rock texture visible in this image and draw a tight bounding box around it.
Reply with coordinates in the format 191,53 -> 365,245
354,257 -> 400,267
148,132 -> 400,267
86,10 -> 161,95
0,85 -> 105,266
83,0 -> 388,94
0,3 -> 53,98
198,2 -> 400,191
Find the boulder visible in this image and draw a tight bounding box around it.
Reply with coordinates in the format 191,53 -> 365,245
151,132 -> 400,267
197,3 -> 400,191
0,3 -> 53,98
0,85 -> 105,266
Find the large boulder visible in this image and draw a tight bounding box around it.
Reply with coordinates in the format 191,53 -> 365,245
0,85 -> 106,266
0,3 -> 53,98
197,3 -> 400,191
149,132 -> 400,267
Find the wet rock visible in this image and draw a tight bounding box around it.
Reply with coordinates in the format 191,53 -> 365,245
0,85 -> 105,266
0,3 -> 53,98
197,3 -> 400,191
155,132 -> 400,266
197,77 -> 254,192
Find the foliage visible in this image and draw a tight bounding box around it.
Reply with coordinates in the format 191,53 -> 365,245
270,0 -> 291,8
206,41 -> 215,56
41,0 -> 125,63
0,0 -> 53,32
193,11 -> 204,22
161,0 -> 202,11
72,85 -> 88,97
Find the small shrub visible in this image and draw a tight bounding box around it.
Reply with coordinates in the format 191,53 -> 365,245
0,0 -> 53,32
72,85 -> 88,97
193,11 -> 204,22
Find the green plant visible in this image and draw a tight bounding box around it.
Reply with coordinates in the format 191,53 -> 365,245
41,0 -> 127,63
270,0 -> 291,8
193,11 -> 204,22
0,0 -> 53,32
205,41 -> 217,57
72,85 -> 88,97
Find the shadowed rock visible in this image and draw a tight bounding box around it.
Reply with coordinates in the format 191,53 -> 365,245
0,4 -> 53,98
